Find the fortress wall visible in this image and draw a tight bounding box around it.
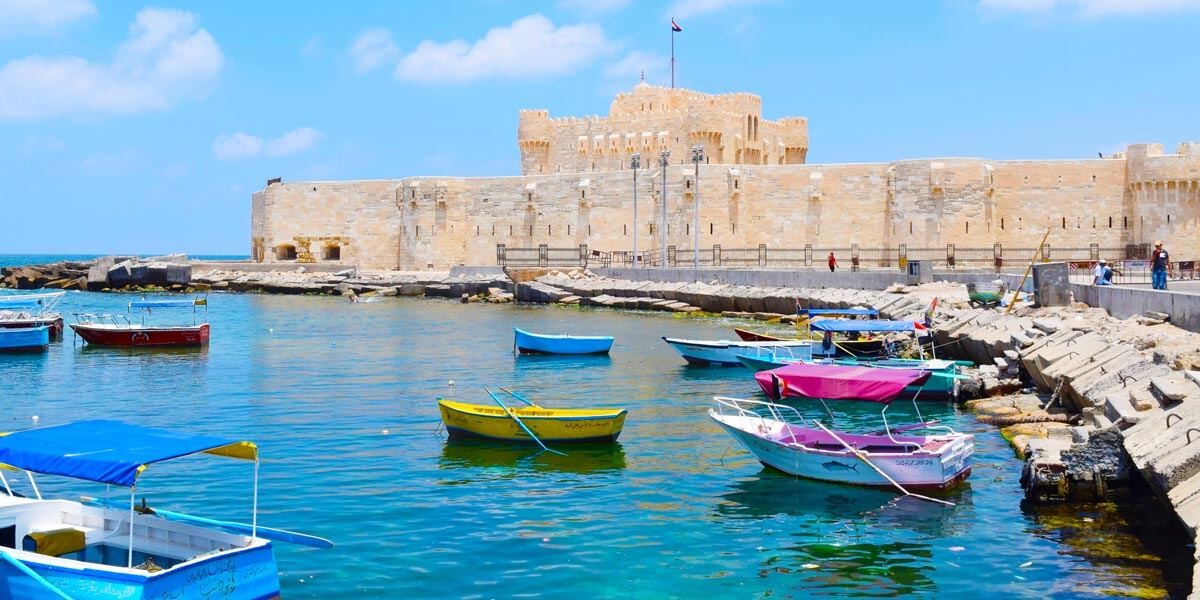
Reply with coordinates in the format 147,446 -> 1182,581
987,159 -> 1131,249
252,154 -> 1199,270
258,181 -> 400,266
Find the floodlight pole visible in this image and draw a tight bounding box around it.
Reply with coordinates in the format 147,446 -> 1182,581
631,153 -> 641,268
660,150 -> 670,267
691,145 -> 704,268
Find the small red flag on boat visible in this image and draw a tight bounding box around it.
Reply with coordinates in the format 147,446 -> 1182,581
671,18 -> 682,32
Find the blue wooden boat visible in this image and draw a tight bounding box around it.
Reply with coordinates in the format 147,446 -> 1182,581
514,327 -> 613,355
0,325 -> 50,352
0,420 -> 331,599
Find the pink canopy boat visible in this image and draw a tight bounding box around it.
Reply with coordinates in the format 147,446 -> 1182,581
754,363 -> 931,402
710,363 -> 973,493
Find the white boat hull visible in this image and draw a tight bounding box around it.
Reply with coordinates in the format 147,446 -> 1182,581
709,411 -> 973,489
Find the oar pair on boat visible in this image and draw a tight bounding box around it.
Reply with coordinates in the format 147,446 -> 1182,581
437,387 -> 627,454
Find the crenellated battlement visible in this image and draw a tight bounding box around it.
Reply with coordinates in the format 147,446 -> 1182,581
517,83 -> 807,175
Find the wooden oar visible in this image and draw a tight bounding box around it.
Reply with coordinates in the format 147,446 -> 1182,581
81,496 -> 334,549
811,420 -> 954,507
498,387 -> 538,407
485,388 -> 566,456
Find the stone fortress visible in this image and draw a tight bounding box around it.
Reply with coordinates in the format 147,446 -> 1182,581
251,82 -> 1199,270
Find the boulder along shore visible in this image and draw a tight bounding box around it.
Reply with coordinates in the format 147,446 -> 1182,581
7,257 -> 1200,592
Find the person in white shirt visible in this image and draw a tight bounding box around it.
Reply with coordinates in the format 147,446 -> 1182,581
1093,259 -> 1112,286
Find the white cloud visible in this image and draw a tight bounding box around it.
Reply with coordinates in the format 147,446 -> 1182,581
0,0 -> 96,36
0,8 -> 222,120
266,127 -> 322,156
349,28 -> 399,73
665,0 -> 766,19
212,132 -> 263,160
558,0 -> 631,13
213,128 -> 322,160
395,14 -> 612,84
979,0 -> 1200,16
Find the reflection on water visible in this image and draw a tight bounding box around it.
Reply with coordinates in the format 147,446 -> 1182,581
439,439 -> 628,476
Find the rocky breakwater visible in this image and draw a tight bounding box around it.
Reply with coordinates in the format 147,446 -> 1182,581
193,267 -> 513,301
932,299 -> 1200,591
510,269 -> 938,320
1,255 -> 193,291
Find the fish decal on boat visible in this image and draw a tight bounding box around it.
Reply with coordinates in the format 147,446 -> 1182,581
821,460 -> 859,472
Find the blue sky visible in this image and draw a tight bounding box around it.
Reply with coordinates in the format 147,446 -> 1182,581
2,0 -> 1198,254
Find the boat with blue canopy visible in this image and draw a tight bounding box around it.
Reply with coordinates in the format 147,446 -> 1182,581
0,420 -> 330,599
514,327 -> 613,355
735,319 -> 964,399
70,295 -> 209,347
0,291 -> 66,340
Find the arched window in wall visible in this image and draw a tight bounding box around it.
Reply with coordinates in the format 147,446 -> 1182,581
276,244 -> 297,261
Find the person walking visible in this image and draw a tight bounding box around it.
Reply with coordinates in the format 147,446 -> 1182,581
1093,259 -> 1112,286
1151,240 -> 1171,290
827,252 -> 837,273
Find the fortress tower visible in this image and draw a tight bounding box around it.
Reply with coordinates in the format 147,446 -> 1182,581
517,82 -> 808,175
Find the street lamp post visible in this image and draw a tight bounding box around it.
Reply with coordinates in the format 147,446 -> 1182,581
631,153 -> 640,268
691,145 -> 704,269
659,150 -> 670,268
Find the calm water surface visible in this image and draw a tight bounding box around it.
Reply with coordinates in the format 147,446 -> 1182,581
2,291 -> 1190,598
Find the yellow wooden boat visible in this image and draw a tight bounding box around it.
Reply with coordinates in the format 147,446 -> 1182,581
438,399 -> 627,443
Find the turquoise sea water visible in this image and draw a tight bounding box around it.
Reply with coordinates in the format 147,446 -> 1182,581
2,291 -> 1191,598
0,254 -> 248,268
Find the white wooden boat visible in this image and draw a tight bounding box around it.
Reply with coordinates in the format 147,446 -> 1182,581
709,364 -> 973,491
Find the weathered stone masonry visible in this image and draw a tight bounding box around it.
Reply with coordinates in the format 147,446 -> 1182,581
251,84 -> 1200,270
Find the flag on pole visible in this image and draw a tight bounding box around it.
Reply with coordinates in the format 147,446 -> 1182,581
671,18 -> 682,32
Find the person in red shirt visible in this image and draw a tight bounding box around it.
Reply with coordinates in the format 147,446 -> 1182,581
827,252 -> 837,272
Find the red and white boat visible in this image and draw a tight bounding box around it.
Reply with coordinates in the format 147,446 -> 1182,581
71,296 -> 210,347
0,291 -> 66,340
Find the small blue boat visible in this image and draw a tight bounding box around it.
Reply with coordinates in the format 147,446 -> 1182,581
0,325 -> 50,352
514,327 -> 614,355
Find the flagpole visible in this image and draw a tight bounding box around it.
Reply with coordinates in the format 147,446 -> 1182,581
671,19 -> 675,89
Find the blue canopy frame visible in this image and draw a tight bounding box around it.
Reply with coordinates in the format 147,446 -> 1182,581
0,420 -> 255,487
796,308 -> 879,317
810,319 -> 924,333
127,294 -> 208,326
0,420 -> 258,569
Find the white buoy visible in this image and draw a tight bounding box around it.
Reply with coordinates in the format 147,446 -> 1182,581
382,429 -> 389,435
269,328 -> 274,334
31,415 -> 39,424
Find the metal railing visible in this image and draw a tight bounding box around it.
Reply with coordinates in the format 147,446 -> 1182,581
496,243 -> 1182,272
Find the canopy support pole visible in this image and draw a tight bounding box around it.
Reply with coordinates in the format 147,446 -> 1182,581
812,420 -> 953,507
25,472 -> 41,500
128,486 -> 135,568
251,458 -> 259,543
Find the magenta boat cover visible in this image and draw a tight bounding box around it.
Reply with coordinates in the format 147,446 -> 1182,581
754,363 -> 931,402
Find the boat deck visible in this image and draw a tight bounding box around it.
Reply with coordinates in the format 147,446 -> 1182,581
774,423 -> 956,455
